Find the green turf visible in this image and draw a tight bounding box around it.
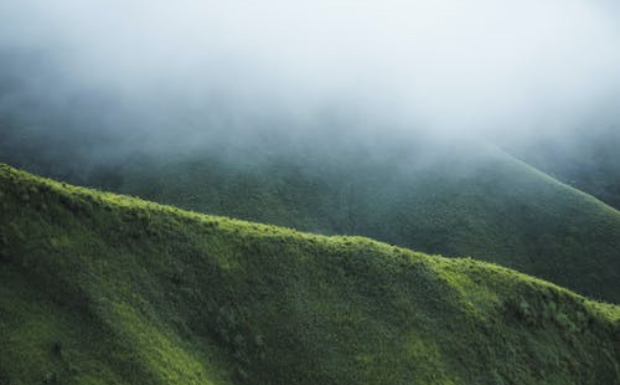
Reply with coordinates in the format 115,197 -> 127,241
1,164 -> 619,385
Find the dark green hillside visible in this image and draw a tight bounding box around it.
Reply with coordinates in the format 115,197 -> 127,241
1,164 -> 619,385
105,139 -> 620,303
500,127 -> 620,211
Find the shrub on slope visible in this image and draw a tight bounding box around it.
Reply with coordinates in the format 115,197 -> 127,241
0,164 -> 619,385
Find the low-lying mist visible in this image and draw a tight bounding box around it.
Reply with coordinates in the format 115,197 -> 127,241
1,0 -> 620,199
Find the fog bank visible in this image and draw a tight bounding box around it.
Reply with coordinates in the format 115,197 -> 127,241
1,0 -> 619,148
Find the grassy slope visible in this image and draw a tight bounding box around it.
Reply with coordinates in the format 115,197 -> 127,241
111,140 -> 620,303
1,164 -> 619,385
500,127 -> 620,211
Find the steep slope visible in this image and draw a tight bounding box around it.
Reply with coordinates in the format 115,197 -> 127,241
1,164 -> 619,385
106,139 -> 620,303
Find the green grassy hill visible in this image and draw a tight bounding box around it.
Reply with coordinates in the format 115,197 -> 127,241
102,139 -> 620,303
1,164 -> 619,385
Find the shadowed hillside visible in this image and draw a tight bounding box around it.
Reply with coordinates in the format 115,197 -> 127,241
500,126 -> 620,211
100,139 -> 620,303
1,164 -> 619,385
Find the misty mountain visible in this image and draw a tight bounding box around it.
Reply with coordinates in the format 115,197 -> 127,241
1,1 -> 620,383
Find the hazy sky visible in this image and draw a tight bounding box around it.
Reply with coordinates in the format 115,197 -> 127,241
1,0 -> 619,140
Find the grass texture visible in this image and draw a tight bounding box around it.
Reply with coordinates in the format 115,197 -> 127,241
0,164 -> 619,385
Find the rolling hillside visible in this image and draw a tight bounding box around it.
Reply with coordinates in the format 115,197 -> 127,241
101,138 -> 620,303
1,164 -> 619,385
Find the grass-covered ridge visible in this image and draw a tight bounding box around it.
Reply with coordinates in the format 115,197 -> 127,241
1,164 -> 619,385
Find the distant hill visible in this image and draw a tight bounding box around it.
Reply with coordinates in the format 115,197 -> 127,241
500,126 -> 620,211
1,164 -> 619,385
98,138 -> 620,303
